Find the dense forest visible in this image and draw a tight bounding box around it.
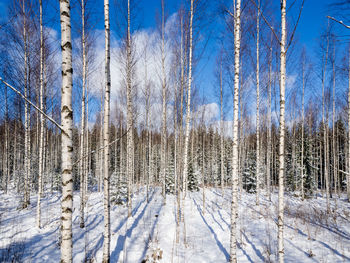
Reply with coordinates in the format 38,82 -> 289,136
0,0 -> 350,262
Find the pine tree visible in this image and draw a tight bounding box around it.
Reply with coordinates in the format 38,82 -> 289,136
243,150 -> 256,193
165,147 -> 175,194
187,161 -> 199,191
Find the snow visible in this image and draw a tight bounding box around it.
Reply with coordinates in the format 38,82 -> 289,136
0,187 -> 350,262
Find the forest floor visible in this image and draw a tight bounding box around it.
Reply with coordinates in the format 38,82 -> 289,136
0,186 -> 350,262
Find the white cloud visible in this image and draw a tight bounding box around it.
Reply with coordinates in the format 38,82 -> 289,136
87,13 -> 178,131
193,103 -> 219,126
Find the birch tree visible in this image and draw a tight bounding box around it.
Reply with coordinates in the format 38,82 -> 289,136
36,0 -> 44,228
220,57 -> 225,192
230,0 -> 241,261
321,23 -> 330,212
182,0 -> 194,199
278,0 -> 287,261
59,0 -> 74,261
348,45 -> 350,201
126,0 -> 134,218
102,0 -> 111,260
79,0 -> 87,229
160,0 -> 167,203
255,0 -> 261,205
22,0 -> 31,209
301,49 -> 306,200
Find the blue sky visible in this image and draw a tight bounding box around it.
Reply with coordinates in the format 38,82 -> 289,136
0,0 -> 331,85
1,0 -> 344,125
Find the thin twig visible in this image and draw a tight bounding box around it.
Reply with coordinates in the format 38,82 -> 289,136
0,77 -> 64,132
225,8 -> 234,19
73,125 -> 132,167
249,0 -> 280,45
286,0 -> 305,53
327,16 -> 350,30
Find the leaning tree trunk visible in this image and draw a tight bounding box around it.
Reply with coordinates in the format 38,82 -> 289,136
59,0 -> 74,261
278,0 -> 287,262
102,0 -> 111,261
230,0 -> 241,261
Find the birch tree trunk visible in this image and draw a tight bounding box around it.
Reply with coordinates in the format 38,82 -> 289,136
144,49 -> 151,203
255,0 -> 260,205
278,0 -> 287,262
36,0 -> 44,228
161,0 -> 167,203
79,0 -> 87,229
23,0 -> 30,208
301,50 -> 305,200
322,23 -> 330,212
102,0 -> 111,260
267,32 -> 272,201
3,80 -> 9,193
182,0 -> 194,200
332,43 -> 337,197
230,0 -> 241,261
99,89 -> 104,192
126,0 -> 134,218
59,0 -> 74,261
348,44 -> 350,202
220,60 -> 224,193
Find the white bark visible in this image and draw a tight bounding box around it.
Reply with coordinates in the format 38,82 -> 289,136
23,0 -> 30,208
161,0 -> 167,203
102,0 -> 111,260
220,61 -> 224,192
322,23 -> 330,212
3,81 -> 9,193
126,0 -> 134,218
256,0 -> 260,205
348,44 -> 350,202
59,0 -> 74,261
278,1 -> 286,262
267,32 -> 272,201
36,0 -> 44,228
79,0 -> 87,229
182,0 -> 194,199
301,51 -> 305,200
230,0 -> 241,261
332,43 -> 338,197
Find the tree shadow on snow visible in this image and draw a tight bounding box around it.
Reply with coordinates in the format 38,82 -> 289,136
193,197 -> 230,261
110,189 -> 157,262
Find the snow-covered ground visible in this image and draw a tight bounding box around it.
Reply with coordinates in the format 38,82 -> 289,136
0,187 -> 349,262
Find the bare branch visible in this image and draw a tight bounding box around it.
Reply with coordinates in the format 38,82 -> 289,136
327,16 -> 350,29
225,8 -> 234,19
286,0 -> 305,53
249,0 -> 281,44
339,169 -> 350,175
73,124 -> 132,167
0,77 -> 64,132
